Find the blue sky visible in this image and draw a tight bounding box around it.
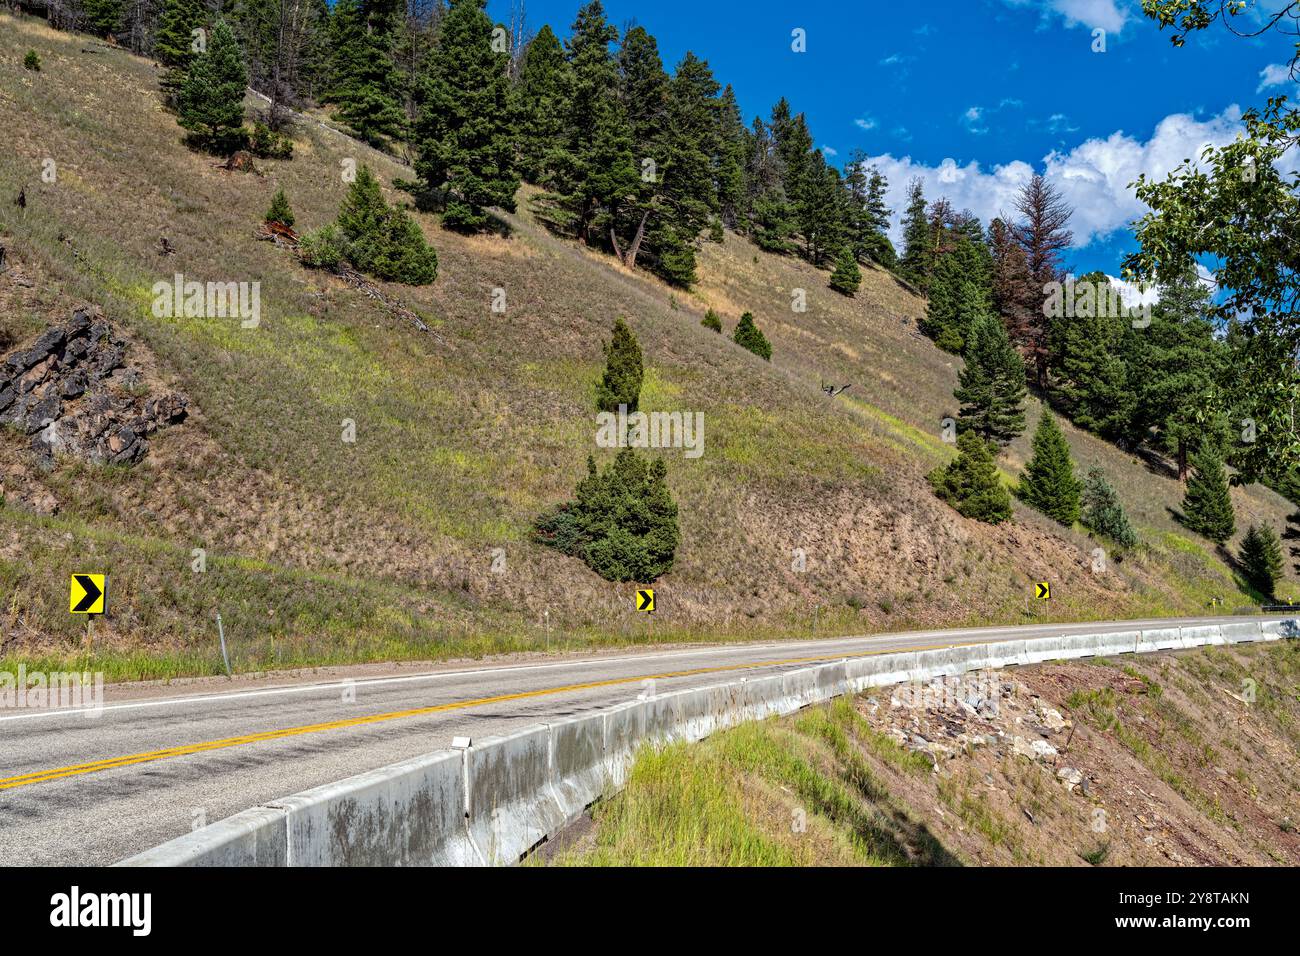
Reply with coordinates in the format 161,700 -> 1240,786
487,0 -> 1297,281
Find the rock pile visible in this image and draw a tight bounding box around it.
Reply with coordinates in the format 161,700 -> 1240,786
0,308 -> 188,465
865,671 -> 1083,788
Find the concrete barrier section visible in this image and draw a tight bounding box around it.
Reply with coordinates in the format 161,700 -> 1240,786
602,700 -> 648,790
548,713 -> 608,824
1139,627 -> 1181,651
466,725 -> 565,865
274,749 -> 477,867
118,806 -> 288,867
1220,621 -> 1262,644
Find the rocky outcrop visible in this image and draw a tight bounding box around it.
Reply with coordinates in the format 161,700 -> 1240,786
0,308 -> 188,465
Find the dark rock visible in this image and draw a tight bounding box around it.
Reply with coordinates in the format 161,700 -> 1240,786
0,309 -> 188,466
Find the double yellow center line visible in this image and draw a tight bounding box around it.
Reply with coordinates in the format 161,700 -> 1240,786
0,640 -> 975,792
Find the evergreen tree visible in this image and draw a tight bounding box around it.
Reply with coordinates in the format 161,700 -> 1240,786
178,19 -> 249,154
1127,265 -> 1228,478
595,318 -> 644,412
1181,446 -> 1235,544
733,311 -> 772,361
1012,173 -> 1073,389
541,2 -> 638,247
928,430 -> 1013,524
414,0 -> 519,231
1050,271 -> 1136,438
898,178 -> 931,293
829,246 -> 861,295
83,0 -> 125,37
701,308 -> 722,333
746,117 -> 795,254
325,0 -> 406,147
515,25 -> 568,184
533,449 -> 680,582
1017,411 -> 1081,526
924,229 -> 992,353
1239,524 -> 1283,599
1080,467 -> 1138,548
303,165 -> 438,284
714,84 -> 749,229
264,186 -> 295,227
155,0 -> 207,102
955,313 -> 1026,447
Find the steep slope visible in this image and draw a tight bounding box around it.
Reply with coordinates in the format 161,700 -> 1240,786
0,16 -> 1294,677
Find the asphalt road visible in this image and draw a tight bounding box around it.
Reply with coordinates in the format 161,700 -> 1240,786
0,614 -> 1271,865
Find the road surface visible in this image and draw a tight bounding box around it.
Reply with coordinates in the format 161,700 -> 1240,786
0,615 -> 1272,865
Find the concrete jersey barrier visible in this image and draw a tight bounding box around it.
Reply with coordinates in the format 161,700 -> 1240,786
119,618 -> 1298,867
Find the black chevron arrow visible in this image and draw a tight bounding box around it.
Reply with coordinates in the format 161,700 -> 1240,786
73,575 -> 103,613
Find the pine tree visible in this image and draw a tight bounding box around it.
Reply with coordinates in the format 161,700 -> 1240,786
1050,271 -> 1136,438
1181,446 -> 1235,544
924,229 -> 992,353
1018,411 -> 1081,526
540,2 -> 638,246
414,0 -> 519,231
595,318 -> 644,413
715,84 -> 749,229
325,0 -> 406,147
83,0 -> 126,37
898,178 -> 931,293
305,165 -> 438,284
746,117 -> 795,254
1080,467 -> 1138,548
264,186 -> 295,227
829,246 -> 861,296
1239,524 -> 1283,599
178,19 -> 249,154
155,0 -> 207,102
1012,173 -> 1073,389
516,25 -> 568,184
701,308 -> 722,333
733,311 -> 771,361
532,449 -> 679,582
955,313 -> 1026,447
928,430 -> 1013,524
1284,508 -> 1300,577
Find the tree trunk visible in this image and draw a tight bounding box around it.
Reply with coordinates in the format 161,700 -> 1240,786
1177,439 -> 1188,482
625,208 -> 651,270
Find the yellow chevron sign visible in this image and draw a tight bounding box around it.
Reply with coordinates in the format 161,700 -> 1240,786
1035,582 -> 1051,601
636,589 -> 655,612
70,574 -> 106,615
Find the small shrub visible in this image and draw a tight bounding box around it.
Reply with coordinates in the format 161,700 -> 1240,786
595,318 -> 644,413
1017,411 -> 1080,526
1080,467 -> 1137,548
701,309 -> 722,333
733,311 -> 772,361
298,224 -> 345,269
264,187 -> 295,228
247,121 -> 294,160
24,50 -> 41,72
828,248 -> 861,296
533,450 -> 679,582
928,431 -> 1012,524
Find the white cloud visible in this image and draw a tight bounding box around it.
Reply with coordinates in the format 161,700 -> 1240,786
961,106 -> 988,134
854,117 -> 877,131
1258,62 -> 1295,92
864,106 -> 1248,252
822,145 -> 838,156
1002,0 -> 1129,34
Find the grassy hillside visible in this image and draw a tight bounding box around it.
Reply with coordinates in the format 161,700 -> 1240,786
542,641 -> 1300,866
0,16 -> 1294,679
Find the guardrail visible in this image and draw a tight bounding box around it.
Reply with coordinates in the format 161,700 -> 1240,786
118,617 -> 1298,867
